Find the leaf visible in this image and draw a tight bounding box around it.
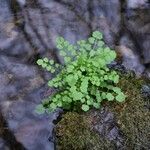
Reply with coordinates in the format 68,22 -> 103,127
80,78 -> 88,93
68,45 -> 74,51
97,41 -> 104,47
85,44 -> 92,50
51,68 -> 55,73
67,65 -> 74,72
57,101 -> 62,107
56,37 -> 64,44
49,60 -> 54,65
50,103 -> 57,109
64,57 -> 71,63
80,66 -> 85,71
46,66 -> 52,71
93,102 -> 100,109
37,59 -> 43,65
113,87 -> 121,93
56,44 -> 63,49
72,92 -> 83,100
92,31 -> 103,40
116,93 -> 126,102
87,100 -> 92,105
70,86 -> 77,93
92,61 -> 99,67
48,80 -> 53,87
35,104 -> 45,114
104,75 -> 108,80
43,57 -> 49,62
89,50 -> 95,57
88,37 -> 95,44
106,93 -> 114,101
42,63 -> 47,68
66,74 -> 77,86
81,98 -> 86,103
101,92 -> 106,99
60,51 -> 66,56
113,75 -> 119,83
81,104 -> 89,111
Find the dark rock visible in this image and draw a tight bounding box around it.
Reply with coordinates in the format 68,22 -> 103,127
91,108 -> 125,149
141,84 -> 150,98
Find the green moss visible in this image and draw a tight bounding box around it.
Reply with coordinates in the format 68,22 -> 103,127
56,73 -> 150,150
109,74 -> 150,149
56,112 -> 115,150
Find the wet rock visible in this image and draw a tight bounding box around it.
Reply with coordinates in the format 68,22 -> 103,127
116,45 -> 145,75
0,54 -> 60,149
127,0 -> 149,9
141,84 -> 150,97
124,2 -> 150,65
91,0 -> 121,47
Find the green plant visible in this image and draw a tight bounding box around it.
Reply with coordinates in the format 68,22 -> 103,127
36,31 -> 126,113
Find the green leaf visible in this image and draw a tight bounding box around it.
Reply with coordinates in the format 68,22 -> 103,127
35,104 -> 45,114
85,44 -> 92,50
89,50 -> 95,57
46,66 -> 52,71
64,57 -> 71,63
51,68 -> 55,73
42,63 -> 47,68
97,41 -> 104,47
81,98 -> 86,103
87,100 -> 92,105
113,75 -> 119,83
88,37 -> 95,44
113,87 -> 121,93
48,80 -> 53,87
80,78 -> 88,93
70,86 -> 77,93
81,104 -> 89,111
50,103 -> 57,109
72,92 -> 83,100
56,37 -> 64,44
92,31 -> 103,40
66,74 -> 77,86
104,75 -> 108,80
43,57 -> 49,62
49,60 -> 54,65
60,51 -> 66,56
68,45 -> 74,51
37,59 -> 43,65
101,92 -> 106,99
56,44 -> 63,49
116,93 -> 126,102
106,93 -> 114,101
67,65 -> 74,72
93,102 -> 100,109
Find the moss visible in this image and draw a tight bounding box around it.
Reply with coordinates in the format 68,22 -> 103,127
109,74 -> 150,149
56,112 -> 115,150
56,73 -> 150,150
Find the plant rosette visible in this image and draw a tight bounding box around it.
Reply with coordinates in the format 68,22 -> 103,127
36,31 -> 126,114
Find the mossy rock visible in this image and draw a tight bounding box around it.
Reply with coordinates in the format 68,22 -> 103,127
109,73 -> 150,149
55,73 -> 150,150
55,112 -> 115,150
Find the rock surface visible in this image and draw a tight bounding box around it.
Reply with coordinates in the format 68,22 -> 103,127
0,0 -> 149,149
